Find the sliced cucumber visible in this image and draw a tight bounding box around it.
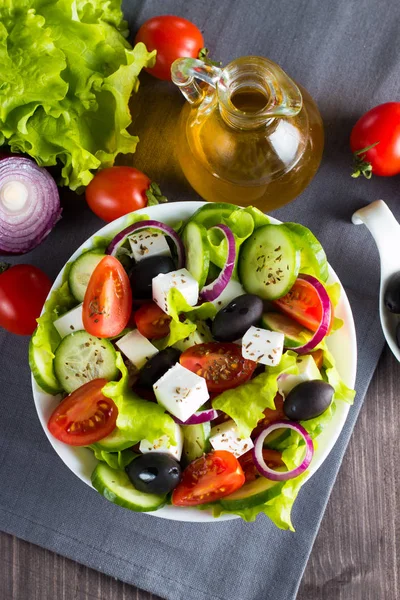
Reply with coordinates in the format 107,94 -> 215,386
219,477 -> 284,510
239,224 -> 300,300
182,422 -> 211,465
261,312 -> 312,348
29,332 -> 62,395
182,221 -> 210,288
69,250 -> 105,302
54,330 -> 118,393
173,321 -> 213,352
263,428 -> 291,450
91,463 -> 166,512
188,202 -> 240,229
92,427 -> 135,452
283,222 -> 329,283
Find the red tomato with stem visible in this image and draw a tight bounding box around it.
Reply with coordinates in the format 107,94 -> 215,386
83,255 -> 132,338
180,342 -> 257,393
0,263 -> 52,335
134,301 -> 171,339
172,450 -> 245,506
135,16 -> 204,81
48,379 -> 118,446
86,167 -> 151,222
350,102 -> 400,177
273,278 -> 333,333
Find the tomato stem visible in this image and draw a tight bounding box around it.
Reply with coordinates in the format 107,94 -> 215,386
198,48 -> 222,67
146,182 -> 168,206
0,262 -> 11,275
351,141 -> 380,179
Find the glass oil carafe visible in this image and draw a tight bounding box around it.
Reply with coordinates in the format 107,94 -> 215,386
171,56 -> 324,211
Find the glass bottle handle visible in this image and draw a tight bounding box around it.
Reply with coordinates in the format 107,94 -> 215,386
171,58 -> 221,105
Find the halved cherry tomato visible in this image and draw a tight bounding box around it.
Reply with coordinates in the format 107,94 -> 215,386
134,301 -> 171,339
83,256 -> 132,338
47,379 -> 117,446
273,278 -> 333,333
180,342 -> 257,393
172,450 -> 245,506
239,448 -> 284,483
251,394 -> 286,439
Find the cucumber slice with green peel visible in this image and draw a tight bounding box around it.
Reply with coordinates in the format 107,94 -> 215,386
283,223 -> 329,283
261,312 -> 312,348
188,202 -> 240,229
182,221 -> 210,288
239,224 -> 300,300
92,427 -> 136,452
263,428 -> 291,450
182,422 -> 211,465
219,477 -> 284,510
69,250 -> 105,302
54,330 -> 118,393
91,463 -> 166,512
29,333 -> 63,395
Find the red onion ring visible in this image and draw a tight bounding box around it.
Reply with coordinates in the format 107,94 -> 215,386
200,224 -> 236,301
106,220 -> 185,268
291,274 -> 332,354
0,157 -> 61,255
252,420 -> 314,481
172,408 -> 220,425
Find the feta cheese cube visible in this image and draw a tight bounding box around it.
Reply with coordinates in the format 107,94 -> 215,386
53,304 -> 84,338
152,268 -> 199,315
116,329 -> 159,370
211,279 -> 246,311
278,355 -> 322,398
139,423 -> 183,460
172,321 -> 212,352
209,420 -> 254,458
153,363 -> 209,422
129,230 -> 171,262
242,326 -> 284,366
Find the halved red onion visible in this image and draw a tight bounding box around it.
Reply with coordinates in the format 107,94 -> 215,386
200,224 -> 236,301
172,408 -> 220,425
0,157 -> 61,255
106,220 -> 185,268
292,274 -> 332,354
252,420 -> 314,481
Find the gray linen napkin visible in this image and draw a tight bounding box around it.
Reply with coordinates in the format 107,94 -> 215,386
1,1 -> 400,599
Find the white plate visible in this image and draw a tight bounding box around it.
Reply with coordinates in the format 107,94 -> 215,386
32,201 -> 357,522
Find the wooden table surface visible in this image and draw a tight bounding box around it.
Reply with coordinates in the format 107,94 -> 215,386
1,345 -> 399,600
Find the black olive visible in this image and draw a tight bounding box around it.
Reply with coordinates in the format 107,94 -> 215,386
126,453 -> 182,494
138,347 -> 181,388
211,294 -> 264,342
396,322 -> 400,349
283,380 -> 334,421
130,255 -> 175,299
384,272 -> 400,314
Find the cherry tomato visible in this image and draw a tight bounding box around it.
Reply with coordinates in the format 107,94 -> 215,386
172,450 -> 245,506
180,342 -> 257,393
86,167 -> 150,222
135,16 -> 204,81
48,379 -> 118,446
350,102 -> 400,177
251,394 -> 287,439
273,278 -> 333,333
0,264 -> 52,335
239,448 -> 284,483
134,301 -> 171,339
83,255 -> 132,338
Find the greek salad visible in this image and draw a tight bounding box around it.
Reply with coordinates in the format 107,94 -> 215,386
29,202 -> 355,529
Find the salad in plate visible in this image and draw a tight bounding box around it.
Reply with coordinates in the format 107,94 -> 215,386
29,202 -> 355,529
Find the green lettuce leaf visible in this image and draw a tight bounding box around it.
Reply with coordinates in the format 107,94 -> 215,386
283,222 -> 329,282
212,351 -> 299,438
102,353 -> 176,444
91,447 -> 137,469
326,282 -> 344,332
322,345 -> 356,405
0,0 -> 155,190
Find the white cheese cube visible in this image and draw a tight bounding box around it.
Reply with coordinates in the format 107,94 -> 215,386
209,420 -> 254,458
153,363 -> 209,422
53,304 -> 84,338
152,268 -> 199,315
242,326 -> 284,366
116,329 -> 159,370
139,423 -> 183,460
173,321 -> 212,352
278,355 -> 322,398
211,279 -> 246,311
129,230 -> 171,262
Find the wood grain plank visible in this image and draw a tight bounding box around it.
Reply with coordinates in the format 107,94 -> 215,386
1,347 -> 399,600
